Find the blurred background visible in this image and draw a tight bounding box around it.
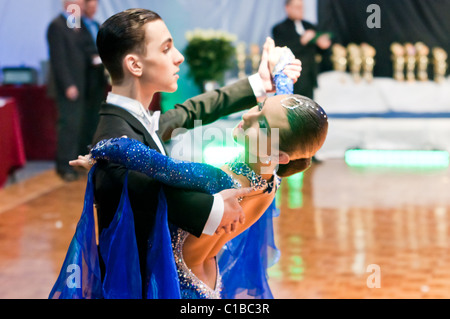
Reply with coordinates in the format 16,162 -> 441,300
1,0 -> 450,299
1,0 -> 449,170
0,0 -> 316,109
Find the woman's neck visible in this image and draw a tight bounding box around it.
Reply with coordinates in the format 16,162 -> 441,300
237,152 -> 276,181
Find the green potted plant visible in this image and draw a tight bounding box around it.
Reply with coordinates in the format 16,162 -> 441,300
184,28 -> 237,92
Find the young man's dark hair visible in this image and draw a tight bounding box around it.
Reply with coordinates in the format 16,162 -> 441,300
96,9 -> 161,84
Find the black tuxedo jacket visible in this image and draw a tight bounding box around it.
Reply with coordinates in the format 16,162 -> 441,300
47,14 -> 92,99
82,18 -> 108,98
92,78 -> 257,285
272,18 -> 319,97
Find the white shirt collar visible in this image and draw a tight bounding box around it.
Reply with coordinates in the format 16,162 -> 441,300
294,20 -> 305,35
106,92 -> 160,134
107,92 -> 148,119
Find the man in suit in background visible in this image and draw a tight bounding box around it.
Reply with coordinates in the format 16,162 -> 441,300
47,0 -> 95,181
80,0 -> 108,154
272,0 -> 331,99
89,9 -> 301,296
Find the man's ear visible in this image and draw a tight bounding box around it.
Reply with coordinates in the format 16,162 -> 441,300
123,54 -> 143,77
278,150 -> 290,165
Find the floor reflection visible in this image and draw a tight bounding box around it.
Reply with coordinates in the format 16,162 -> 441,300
0,159 -> 449,298
270,159 -> 450,298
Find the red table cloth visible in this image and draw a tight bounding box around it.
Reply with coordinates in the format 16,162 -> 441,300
0,85 -> 57,160
0,85 -> 161,162
0,98 -> 26,187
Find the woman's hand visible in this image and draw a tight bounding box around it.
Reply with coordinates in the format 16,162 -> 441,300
70,136 -> 128,170
283,59 -> 302,84
69,155 -> 95,170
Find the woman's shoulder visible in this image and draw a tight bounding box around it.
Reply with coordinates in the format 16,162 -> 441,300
221,164 -> 279,199
221,165 -> 251,188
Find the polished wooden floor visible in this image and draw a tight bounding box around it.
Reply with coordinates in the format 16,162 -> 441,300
1,159 -> 449,299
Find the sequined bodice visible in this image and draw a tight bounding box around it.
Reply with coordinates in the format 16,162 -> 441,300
169,159 -> 281,299
227,159 -> 282,194
171,228 -> 222,299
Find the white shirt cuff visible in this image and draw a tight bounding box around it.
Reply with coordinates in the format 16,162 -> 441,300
202,194 -> 224,235
248,73 -> 267,99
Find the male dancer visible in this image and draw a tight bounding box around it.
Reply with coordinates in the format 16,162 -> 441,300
88,9 -> 301,294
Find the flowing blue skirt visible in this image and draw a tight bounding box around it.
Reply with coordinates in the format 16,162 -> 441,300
49,166 -> 280,299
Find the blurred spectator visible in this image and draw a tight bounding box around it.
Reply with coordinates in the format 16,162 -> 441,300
47,0 -> 88,181
272,0 -> 331,99
80,0 -> 108,154
47,0 -> 107,181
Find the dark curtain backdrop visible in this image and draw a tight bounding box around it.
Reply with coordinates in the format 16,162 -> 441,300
317,0 -> 450,77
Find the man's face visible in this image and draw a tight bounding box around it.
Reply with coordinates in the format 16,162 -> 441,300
84,0 -> 98,19
64,0 -> 85,12
286,0 -> 304,20
138,20 -> 185,93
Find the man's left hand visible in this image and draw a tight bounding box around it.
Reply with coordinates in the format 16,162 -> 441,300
316,34 -> 332,50
258,37 -> 302,94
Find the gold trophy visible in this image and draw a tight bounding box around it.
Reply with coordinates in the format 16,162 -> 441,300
432,47 -> 448,83
415,42 -> 429,81
331,43 -> 347,72
404,43 -> 417,82
250,44 -> 261,74
347,43 -> 362,82
390,42 -> 405,81
360,43 -> 376,82
236,42 -> 247,79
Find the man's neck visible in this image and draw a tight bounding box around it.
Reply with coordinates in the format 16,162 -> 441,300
111,81 -> 154,111
288,16 -> 303,22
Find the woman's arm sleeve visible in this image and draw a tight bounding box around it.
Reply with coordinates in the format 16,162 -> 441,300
91,137 -> 237,195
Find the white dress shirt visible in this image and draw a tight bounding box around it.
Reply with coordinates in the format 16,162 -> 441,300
106,93 -> 166,154
106,73 -> 266,235
294,20 -> 306,36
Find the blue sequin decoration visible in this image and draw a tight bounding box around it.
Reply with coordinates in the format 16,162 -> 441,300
273,47 -> 295,95
91,138 -> 240,195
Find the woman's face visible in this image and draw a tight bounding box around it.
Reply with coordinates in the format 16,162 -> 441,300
232,94 -> 291,163
232,94 -> 325,163
139,20 -> 185,93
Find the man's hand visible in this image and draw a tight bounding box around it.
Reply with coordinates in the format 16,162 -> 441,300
215,187 -> 254,235
316,33 -> 332,50
300,29 -> 316,45
65,85 -> 79,101
258,37 -> 276,92
258,37 -> 302,93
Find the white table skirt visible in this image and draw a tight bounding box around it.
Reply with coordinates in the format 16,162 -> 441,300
314,72 -> 450,159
